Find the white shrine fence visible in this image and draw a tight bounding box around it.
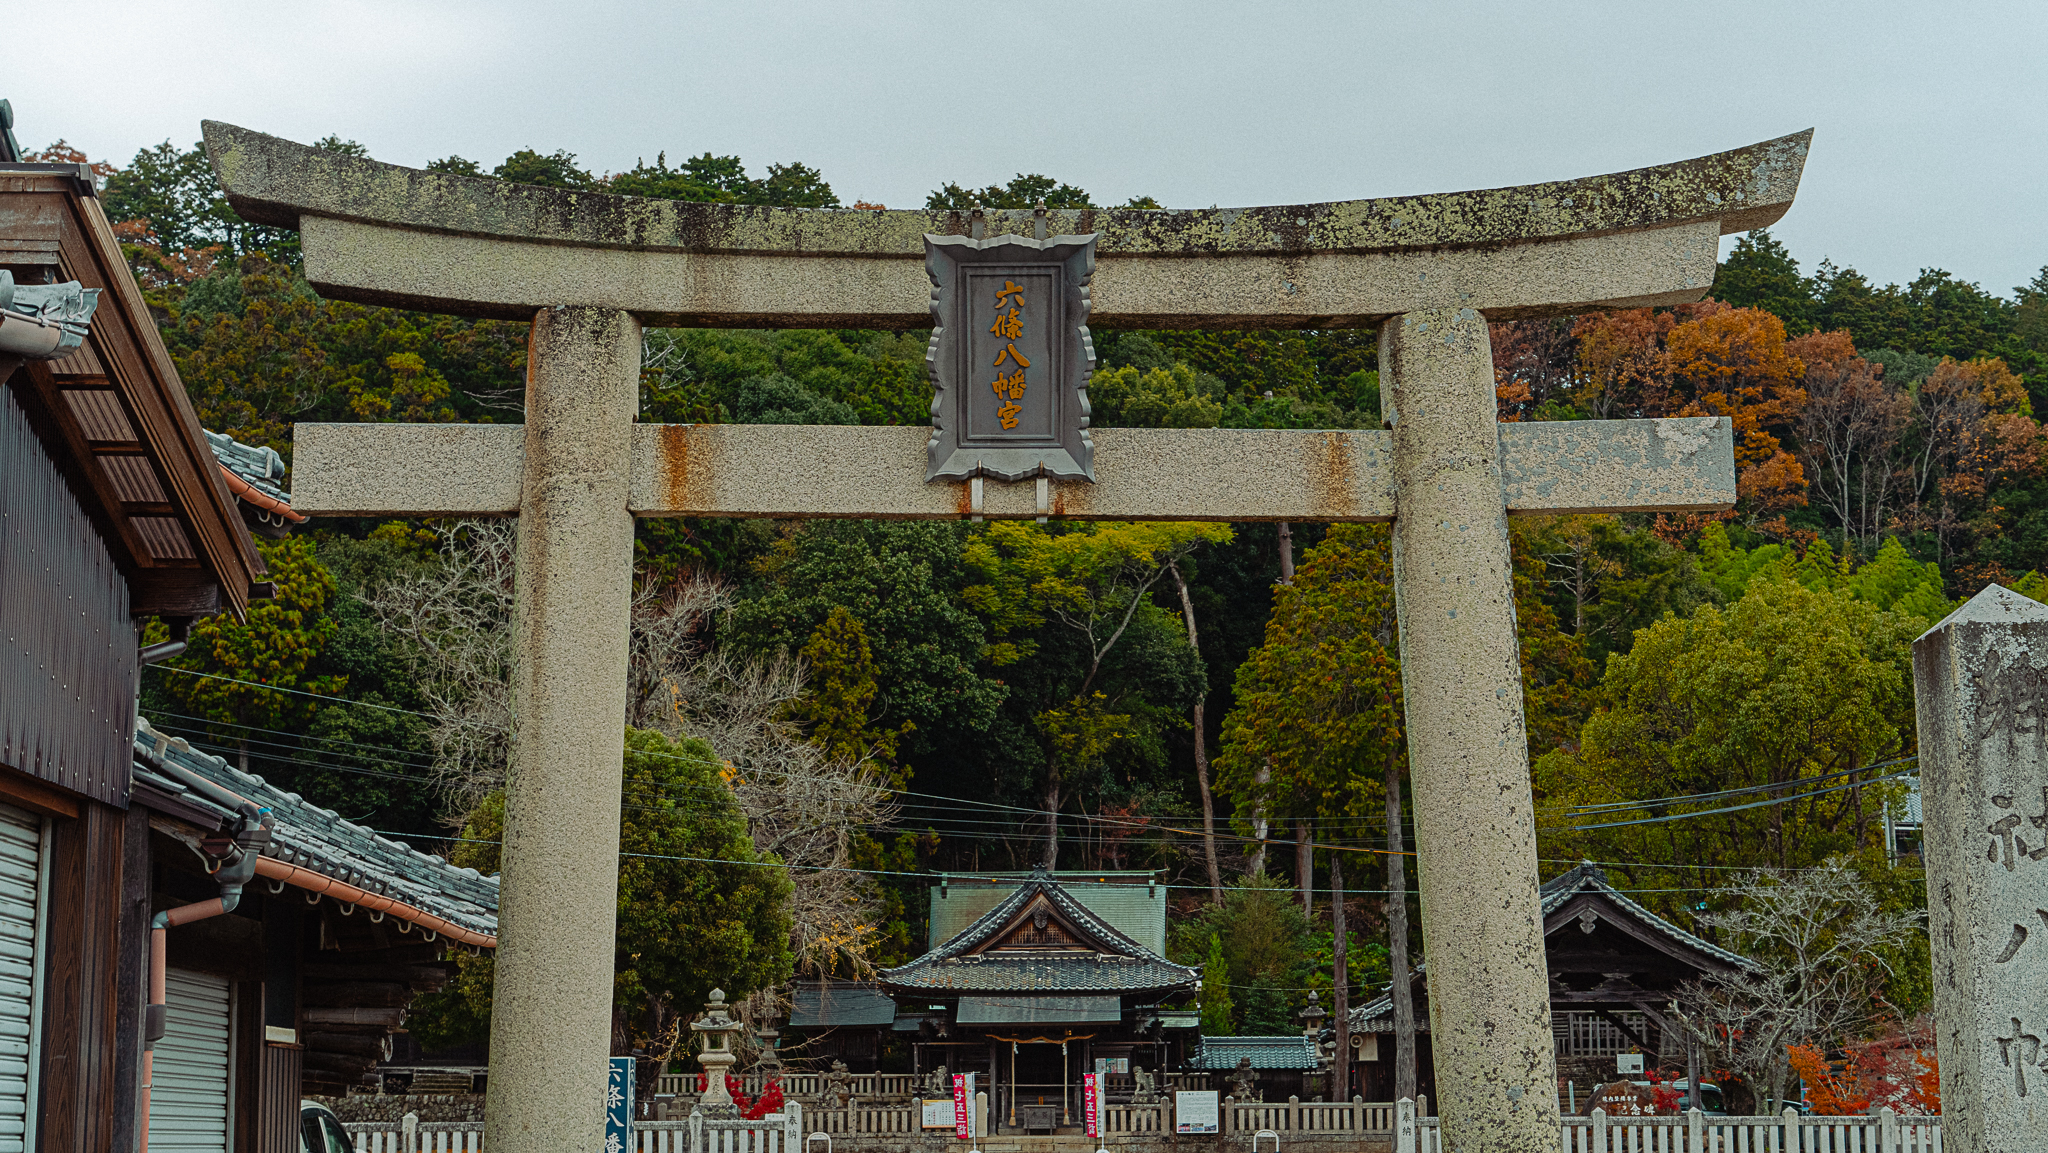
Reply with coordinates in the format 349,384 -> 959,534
342,1100 -> 1939,1153
652,1070 -> 1219,1099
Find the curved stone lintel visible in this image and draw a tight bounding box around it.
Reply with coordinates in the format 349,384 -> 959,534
205,121 -> 1809,261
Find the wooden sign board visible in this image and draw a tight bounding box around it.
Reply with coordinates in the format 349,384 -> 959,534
923,234 -> 1097,482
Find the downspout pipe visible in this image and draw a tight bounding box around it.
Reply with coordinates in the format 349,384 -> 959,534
139,618 -> 191,666
139,805 -> 273,1153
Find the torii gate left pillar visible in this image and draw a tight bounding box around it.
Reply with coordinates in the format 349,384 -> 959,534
494,306 -> 642,1144
206,120 -> 1809,1153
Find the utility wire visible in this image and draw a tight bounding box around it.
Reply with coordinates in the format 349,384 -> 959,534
1550,769 -> 1915,831
1561,754 -> 1917,815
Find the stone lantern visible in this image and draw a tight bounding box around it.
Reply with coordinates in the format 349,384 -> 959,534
1299,990 -> 1326,1036
692,988 -> 745,1116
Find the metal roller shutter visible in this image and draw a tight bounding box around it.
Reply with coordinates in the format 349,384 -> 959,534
150,969 -> 235,1152
0,804 -> 47,1153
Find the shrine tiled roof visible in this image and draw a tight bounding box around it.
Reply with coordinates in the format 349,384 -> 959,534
1188,1035 -> 1321,1071
204,428 -> 306,531
1536,862 -> 1754,971
880,867 -> 1197,997
133,716 -> 499,941
1349,862 -> 1756,1033
788,981 -> 898,1028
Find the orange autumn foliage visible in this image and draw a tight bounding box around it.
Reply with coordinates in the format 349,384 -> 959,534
1573,302 -> 1811,518
1787,1036 -> 1940,1116
1788,1045 -> 1869,1115
1666,307 -> 1807,471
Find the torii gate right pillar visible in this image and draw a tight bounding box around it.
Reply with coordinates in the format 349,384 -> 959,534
1384,308 -> 1558,1146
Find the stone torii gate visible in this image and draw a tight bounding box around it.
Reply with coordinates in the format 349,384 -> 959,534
205,122 -> 1808,1153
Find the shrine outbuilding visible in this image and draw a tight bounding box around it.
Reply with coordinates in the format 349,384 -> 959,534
1348,863 -> 1759,1104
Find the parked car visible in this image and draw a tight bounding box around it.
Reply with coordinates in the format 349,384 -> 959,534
1629,1079 -> 1728,1115
300,1099 -> 354,1153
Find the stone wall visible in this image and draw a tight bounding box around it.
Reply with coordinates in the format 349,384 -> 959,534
313,1093 -> 485,1123
820,1135 -> 1394,1153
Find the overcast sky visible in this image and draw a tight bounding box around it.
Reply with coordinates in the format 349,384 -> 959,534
13,0 -> 2046,298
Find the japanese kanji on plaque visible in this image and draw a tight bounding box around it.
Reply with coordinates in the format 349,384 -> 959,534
923,233 -> 1098,482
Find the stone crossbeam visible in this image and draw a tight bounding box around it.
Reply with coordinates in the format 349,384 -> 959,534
204,121 -> 1808,329
291,417 -> 1736,521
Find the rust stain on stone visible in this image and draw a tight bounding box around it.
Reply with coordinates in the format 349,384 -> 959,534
955,481 -> 972,518
1306,432 -> 1358,519
1052,486 -> 1070,517
657,425 -> 708,513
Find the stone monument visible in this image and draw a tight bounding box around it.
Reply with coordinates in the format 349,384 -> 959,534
204,120 -> 1808,1153
1913,586 -> 2048,1153
1131,1066 -> 1159,1104
1229,1057 -> 1259,1103
823,1059 -> 853,1109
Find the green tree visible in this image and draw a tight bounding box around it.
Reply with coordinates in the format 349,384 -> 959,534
1535,574 -> 1926,916
1200,933 -> 1235,1035
962,521 -> 1230,867
170,255 -> 338,452
926,174 -> 1093,210
413,728 -> 794,1050
492,148 -> 597,189
725,520 -> 1007,757
606,152 -> 734,203
1168,878 -> 1311,1034
1089,363 -> 1224,428
640,328 -> 929,427
750,161 -> 840,208
1712,231 -> 1817,333
1215,525 -> 1400,865
156,535 -> 345,770
787,606 -> 913,786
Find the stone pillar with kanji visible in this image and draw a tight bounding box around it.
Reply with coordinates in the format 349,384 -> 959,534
1913,586 -> 2048,1153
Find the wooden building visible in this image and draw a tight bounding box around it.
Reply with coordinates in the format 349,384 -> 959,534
4,122 -> 498,1150
3,134 -> 271,1153
132,717 -> 498,1140
1348,862 -> 1759,1103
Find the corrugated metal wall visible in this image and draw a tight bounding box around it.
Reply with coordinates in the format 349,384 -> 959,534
0,380 -> 134,805
255,1044 -> 302,1153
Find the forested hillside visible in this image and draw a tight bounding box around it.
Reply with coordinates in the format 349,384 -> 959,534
38,131 -> 2045,1037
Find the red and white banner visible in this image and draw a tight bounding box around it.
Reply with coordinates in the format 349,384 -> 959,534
953,1073 -> 975,1139
1083,1073 -> 1100,1137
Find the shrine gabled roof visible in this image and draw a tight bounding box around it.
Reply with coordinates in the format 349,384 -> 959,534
133,716 -> 500,942
1537,862 -> 1755,972
1349,862 -> 1758,1032
880,867 -> 1197,997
